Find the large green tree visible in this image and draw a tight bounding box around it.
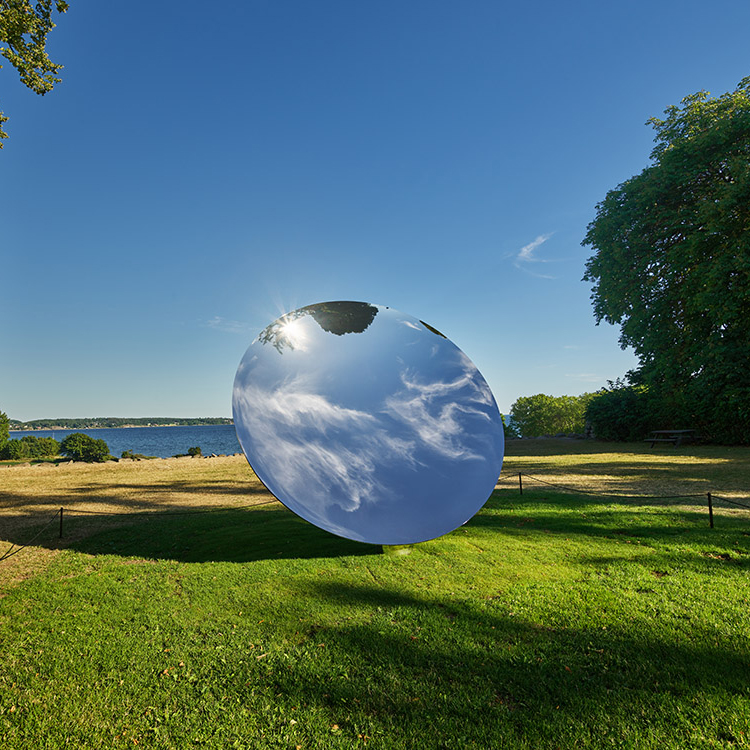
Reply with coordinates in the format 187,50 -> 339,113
582,78 -> 750,443
0,0 -> 68,146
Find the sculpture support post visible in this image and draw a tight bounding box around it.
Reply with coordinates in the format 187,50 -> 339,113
382,544 -> 414,556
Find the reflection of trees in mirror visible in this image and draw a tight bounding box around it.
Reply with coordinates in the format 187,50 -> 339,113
257,301 -> 379,354
256,309 -> 309,354
304,301 -> 378,336
420,320 -> 447,338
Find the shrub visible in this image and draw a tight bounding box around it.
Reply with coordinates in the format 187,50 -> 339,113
0,435 -> 60,460
60,433 -> 111,462
22,435 -> 60,458
187,446 -> 202,457
2,439 -> 29,460
121,450 -> 154,460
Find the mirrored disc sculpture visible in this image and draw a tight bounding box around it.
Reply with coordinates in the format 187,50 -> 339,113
232,301 -> 504,545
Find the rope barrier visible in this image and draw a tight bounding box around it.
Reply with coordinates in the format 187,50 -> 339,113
498,471 -> 750,529
712,495 -> 750,511
0,500 -> 282,563
503,472 -> 708,500
0,509 -> 62,562
3,476 -> 748,564
64,499 -> 280,516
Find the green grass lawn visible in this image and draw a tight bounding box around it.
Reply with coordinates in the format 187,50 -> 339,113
1,445 -> 750,748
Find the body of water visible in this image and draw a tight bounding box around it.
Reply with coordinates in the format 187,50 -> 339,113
9,424 -> 242,459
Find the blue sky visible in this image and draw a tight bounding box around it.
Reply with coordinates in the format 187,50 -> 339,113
2,0 -> 749,420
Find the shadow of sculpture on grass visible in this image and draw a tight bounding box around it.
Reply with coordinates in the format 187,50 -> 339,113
239,579 -> 750,747
26,505 -> 380,563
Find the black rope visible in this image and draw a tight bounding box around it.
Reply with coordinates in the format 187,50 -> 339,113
0,509 -> 62,562
0,500 -> 283,563
510,472 -> 707,500
4,476 -> 747,565
64,499 -> 280,516
712,495 -> 750,511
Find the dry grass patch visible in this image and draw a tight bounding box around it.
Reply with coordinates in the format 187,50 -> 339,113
501,439 -> 750,500
0,455 -> 277,594
0,455 -> 269,517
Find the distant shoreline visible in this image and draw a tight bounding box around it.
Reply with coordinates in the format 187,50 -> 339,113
10,418 -> 233,431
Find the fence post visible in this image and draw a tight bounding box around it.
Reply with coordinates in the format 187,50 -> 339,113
518,473 -> 523,495
707,493 -> 714,529
59,507 -> 63,538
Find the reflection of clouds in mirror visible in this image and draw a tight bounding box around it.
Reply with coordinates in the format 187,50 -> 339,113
233,378 -> 417,520
234,301 -> 504,544
384,353 -> 494,461
233,353 -> 258,380
255,374 -> 374,430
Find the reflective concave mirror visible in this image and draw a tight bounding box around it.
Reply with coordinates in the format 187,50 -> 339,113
232,301 -> 504,545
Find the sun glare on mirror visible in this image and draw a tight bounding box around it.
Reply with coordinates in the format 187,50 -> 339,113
280,317 -> 307,349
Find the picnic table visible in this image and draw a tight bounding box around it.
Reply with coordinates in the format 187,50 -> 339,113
645,429 -> 699,447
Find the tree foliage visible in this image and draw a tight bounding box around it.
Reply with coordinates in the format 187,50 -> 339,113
1,434 -> 60,459
509,393 -> 592,438
0,0 -> 68,146
60,432 -> 111,462
584,382 -> 656,442
583,78 -> 750,443
501,414 -> 520,440
0,409 -> 9,451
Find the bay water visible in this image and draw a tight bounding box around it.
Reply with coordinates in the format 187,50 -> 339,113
9,424 -> 242,459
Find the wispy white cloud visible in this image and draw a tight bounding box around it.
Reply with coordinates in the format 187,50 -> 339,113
565,372 -> 604,383
513,233 -> 556,278
205,316 -> 250,335
517,233 -> 554,262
